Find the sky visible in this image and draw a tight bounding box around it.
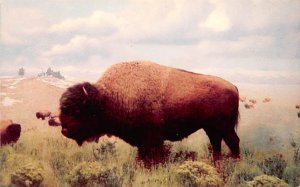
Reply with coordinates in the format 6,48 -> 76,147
0,0 -> 300,84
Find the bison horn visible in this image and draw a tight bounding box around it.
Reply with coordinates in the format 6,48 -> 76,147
82,86 -> 88,96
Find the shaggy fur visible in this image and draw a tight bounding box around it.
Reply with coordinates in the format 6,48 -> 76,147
0,120 -> 21,145
59,61 -> 240,164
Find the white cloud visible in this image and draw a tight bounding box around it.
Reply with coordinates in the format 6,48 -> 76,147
1,32 -> 23,45
224,0 -> 300,31
196,67 -> 300,84
47,0 -> 211,44
197,35 -> 274,57
1,1 -> 300,84
1,6 -> 49,45
49,11 -> 118,36
43,35 -> 98,56
199,1 -> 231,32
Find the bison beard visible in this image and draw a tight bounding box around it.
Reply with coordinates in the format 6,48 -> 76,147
59,61 -> 240,166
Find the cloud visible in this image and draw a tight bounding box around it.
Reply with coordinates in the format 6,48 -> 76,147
43,35 -> 98,56
49,11 -> 119,36
1,32 -> 23,45
1,6 -> 49,45
199,1 -> 231,32
1,1 -> 299,84
197,67 -> 300,84
196,35 -> 275,58
47,0 -> 212,44
223,0 -> 300,31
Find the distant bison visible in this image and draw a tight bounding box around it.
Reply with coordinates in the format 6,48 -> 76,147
36,110 -> 51,120
248,99 -> 257,104
0,120 -> 21,145
244,103 -> 254,109
36,110 -> 61,126
263,97 -> 271,103
48,117 -> 61,126
239,96 -> 247,102
59,61 -> 240,163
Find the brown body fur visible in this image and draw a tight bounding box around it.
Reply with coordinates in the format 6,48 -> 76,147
60,61 -> 240,164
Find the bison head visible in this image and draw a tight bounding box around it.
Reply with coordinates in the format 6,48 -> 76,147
1,123 -> 21,145
7,123 -> 21,142
59,82 -> 105,145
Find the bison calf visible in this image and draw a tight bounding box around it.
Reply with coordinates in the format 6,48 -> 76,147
0,120 -> 21,145
59,61 -> 240,164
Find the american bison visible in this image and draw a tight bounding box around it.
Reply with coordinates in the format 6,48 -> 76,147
36,110 -> 61,126
36,110 -> 51,120
248,99 -> 257,104
263,97 -> 271,103
0,120 -> 21,145
239,96 -> 247,102
244,103 -> 254,109
48,117 -> 61,126
59,61 -> 240,163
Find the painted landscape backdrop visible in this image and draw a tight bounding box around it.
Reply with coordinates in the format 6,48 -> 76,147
1,0 -> 300,186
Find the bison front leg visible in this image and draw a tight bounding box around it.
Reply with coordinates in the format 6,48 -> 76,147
136,128 -> 168,167
137,144 -> 167,167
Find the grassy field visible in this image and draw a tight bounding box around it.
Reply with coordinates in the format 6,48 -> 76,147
0,126 -> 300,186
0,124 -> 299,186
0,77 -> 300,186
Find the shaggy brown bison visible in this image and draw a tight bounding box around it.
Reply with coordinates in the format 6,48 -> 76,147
0,120 -> 21,145
59,61 -> 240,163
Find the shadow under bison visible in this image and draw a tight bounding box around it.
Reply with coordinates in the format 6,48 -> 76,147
59,61 -> 240,165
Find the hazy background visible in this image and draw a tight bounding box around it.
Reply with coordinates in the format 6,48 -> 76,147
0,0 -> 300,84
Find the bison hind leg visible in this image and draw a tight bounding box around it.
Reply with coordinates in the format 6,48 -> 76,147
222,129 -> 240,158
204,127 -> 222,162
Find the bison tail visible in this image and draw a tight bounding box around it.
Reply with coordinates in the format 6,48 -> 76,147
233,86 -> 240,131
233,110 -> 240,131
